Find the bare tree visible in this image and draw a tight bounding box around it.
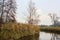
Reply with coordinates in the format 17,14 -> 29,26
5,0 -> 16,22
0,0 -> 16,23
27,0 -> 40,25
48,13 -> 59,26
0,0 -> 5,23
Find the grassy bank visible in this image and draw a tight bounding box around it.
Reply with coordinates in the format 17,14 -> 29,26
40,27 -> 60,34
0,22 -> 40,40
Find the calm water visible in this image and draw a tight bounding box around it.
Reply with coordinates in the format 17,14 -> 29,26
40,32 -> 60,40
20,32 -> 60,40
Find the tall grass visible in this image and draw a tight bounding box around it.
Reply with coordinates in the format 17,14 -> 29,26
0,22 -> 40,40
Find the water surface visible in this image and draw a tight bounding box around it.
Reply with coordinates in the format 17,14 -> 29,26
40,32 -> 60,40
20,32 -> 60,40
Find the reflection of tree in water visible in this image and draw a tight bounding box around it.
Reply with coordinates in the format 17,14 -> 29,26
51,34 -> 60,40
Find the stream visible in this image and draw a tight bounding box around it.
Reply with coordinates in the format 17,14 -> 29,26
40,32 -> 60,40
20,32 -> 60,40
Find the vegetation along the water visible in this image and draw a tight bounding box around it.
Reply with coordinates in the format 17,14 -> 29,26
0,22 -> 40,40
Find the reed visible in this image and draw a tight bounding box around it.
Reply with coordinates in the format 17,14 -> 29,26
0,22 -> 40,40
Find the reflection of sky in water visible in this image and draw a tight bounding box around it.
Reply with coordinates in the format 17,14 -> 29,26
39,32 -> 52,40
39,32 -> 60,40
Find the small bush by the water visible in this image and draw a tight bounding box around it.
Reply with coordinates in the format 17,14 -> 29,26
0,22 -> 40,40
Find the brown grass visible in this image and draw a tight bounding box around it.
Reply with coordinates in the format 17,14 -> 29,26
0,22 -> 40,40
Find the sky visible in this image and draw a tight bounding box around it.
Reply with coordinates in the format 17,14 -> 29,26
16,0 -> 60,25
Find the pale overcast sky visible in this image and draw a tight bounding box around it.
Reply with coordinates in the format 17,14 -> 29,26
16,0 -> 60,25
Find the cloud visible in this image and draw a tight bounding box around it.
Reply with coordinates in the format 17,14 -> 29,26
40,14 -> 52,25
36,8 -> 43,15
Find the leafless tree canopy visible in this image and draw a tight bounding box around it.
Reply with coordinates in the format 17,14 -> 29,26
0,0 -> 16,23
48,13 -> 60,26
27,0 -> 40,25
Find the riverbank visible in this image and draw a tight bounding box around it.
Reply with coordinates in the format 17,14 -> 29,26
40,27 -> 60,34
0,22 -> 40,40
